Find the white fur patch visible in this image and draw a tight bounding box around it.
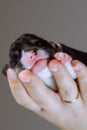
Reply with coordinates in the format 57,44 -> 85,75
64,61 -> 77,79
37,67 -> 57,91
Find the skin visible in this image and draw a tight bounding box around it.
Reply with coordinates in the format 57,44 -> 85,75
7,58 -> 87,130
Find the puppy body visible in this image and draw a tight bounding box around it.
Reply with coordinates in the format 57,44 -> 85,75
2,34 -> 87,90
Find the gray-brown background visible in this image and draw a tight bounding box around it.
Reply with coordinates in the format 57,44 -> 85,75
0,1 -> 87,130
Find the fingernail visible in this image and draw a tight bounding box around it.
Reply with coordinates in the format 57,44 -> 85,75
72,60 -> 83,71
73,65 -> 80,71
19,70 -> 31,83
49,60 -> 58,72
7,68 -> 17,80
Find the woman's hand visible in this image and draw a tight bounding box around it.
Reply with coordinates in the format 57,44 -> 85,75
7,59 -> 87,130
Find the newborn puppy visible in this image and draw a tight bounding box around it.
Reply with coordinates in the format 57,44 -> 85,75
2,34 -> 87,90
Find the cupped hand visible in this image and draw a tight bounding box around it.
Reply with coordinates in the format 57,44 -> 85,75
7,59 -> 87,130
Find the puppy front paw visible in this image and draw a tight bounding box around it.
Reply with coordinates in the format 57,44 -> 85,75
54,52 -> 77,79
54,52 -> 72,64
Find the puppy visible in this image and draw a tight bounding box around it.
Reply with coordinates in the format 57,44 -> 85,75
2,34 -> 87,90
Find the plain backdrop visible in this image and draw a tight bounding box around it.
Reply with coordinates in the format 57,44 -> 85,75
0,1 -> 87,130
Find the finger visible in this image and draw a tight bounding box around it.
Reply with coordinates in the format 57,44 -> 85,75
72,60 -> 87,102
7,68 -> 41,112
19,70 -> 62,112
48,59 -> 78,103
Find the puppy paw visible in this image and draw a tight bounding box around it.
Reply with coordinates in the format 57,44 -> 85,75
54,52 -> 77,79
54,52 -> 72,64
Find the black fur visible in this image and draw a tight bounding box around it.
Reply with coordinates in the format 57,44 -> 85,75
61,44 -> 87,65
2,33 -> 87,76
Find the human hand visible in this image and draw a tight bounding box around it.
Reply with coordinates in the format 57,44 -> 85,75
7,59 -> 87,130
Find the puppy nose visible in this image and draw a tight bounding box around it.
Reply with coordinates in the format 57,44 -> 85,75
26,51 -> 36,59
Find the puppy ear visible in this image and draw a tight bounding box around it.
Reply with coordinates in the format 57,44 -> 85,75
49,41 -> 63,52
2,64 -> 10,77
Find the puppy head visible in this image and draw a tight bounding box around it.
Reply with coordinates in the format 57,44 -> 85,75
9,34 -> 61,68
2,33 -> 62,76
